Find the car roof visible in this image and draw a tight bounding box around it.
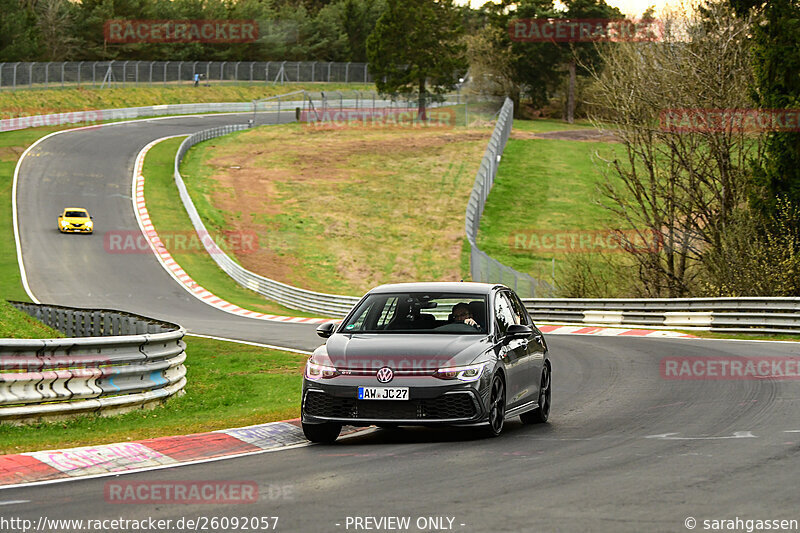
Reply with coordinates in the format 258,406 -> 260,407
367,281 -> 505,295
64,207 -> 88,212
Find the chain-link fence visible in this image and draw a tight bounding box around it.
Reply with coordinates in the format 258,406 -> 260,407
251,90 -> 498,128
465,97 -> 555,298
0,61 -> 372,90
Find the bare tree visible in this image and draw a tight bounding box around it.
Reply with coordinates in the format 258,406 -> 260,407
585,1 -> 761,297
36,0 -> 79,61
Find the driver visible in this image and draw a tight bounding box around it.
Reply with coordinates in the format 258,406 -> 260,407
451,303 -> 478,328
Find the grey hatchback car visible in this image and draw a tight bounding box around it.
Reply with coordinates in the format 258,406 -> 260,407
301,282 -> 551,443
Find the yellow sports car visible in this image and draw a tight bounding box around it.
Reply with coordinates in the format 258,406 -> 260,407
57,207 -> 93,234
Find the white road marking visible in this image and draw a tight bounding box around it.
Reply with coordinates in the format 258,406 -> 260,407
645,431 -> 757,440
0,500 -> 30,506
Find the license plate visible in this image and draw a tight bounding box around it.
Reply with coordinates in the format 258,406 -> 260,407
358,387 -> 409,400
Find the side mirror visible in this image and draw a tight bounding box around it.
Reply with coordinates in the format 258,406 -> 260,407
506,324 -> 533,340
316,322 -> 337,339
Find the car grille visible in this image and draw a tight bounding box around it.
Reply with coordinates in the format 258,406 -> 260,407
304,391 -> 477,420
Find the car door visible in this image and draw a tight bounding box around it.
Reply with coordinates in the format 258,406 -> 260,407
493,291 -> 529,408
508,291 -> 546,401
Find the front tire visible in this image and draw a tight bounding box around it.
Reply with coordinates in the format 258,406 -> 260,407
485,374 -> 506,437
302,421 -> 342,443
521,364 -> 551,424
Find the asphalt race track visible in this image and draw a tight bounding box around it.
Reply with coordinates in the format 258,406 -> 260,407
16,113 -> 319,350
6,114 -> 800,532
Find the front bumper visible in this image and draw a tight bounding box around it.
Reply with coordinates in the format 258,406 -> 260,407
301,377 -> 490,426
59,226 -> 93,233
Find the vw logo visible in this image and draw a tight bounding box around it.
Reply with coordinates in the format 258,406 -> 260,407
376,367 -> 394,383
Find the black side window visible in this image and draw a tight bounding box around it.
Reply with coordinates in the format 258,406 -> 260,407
494,292 -> 517,336
508,292 -> 532,326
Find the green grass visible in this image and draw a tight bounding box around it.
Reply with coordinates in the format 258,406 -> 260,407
0,300 -> 63,338
477,135 -> 626,283
512,117 -> 596,133
0,83 -> 372,119
179,122 -> 487,295
673,330 -> 800,342
142,137 -> 322,318
0,336 -> 307,454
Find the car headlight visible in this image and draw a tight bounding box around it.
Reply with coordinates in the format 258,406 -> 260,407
60,220 -> 68,227
305,360 -> 340,380
86,221 -> 93,229
433,362 -> 488,382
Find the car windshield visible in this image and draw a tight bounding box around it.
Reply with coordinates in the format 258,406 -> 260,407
65,211 -> 88,218
340,292 -> 488,334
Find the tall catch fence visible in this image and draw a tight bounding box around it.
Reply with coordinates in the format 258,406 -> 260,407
464,97 -> 554,297
0,61 -> 372,90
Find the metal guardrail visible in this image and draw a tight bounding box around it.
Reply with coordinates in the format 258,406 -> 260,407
174,124 -> 361,317
1,302 -> 187,423
0,102 -> 255,133
0,61 -> 373,90
464,97 -> 553,298
522,297 -> 800,334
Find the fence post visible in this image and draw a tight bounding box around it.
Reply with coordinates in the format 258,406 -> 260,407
29,63 -> 33,88
92,61 -> 97,87
297,62 -> 300,81
13,62 -> 19,90
265,61 -> 270,84
122,60 -> 128,87
234,61 -> 240,84
164,61 -> 168,86
311,61 -> 315,82
44,62 -> 48,88
249,62 -> 253,82
0,63 -> 3,89
220,62 -> 226,84
61,62 -> 65,88
345,62 -> 350,83
178,61 -> 184,85
149,61 -> 153,85
364,63 -> 367,83
327,62 -> 332,82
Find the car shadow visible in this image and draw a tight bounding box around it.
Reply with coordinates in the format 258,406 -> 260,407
335,420 -> 556,446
